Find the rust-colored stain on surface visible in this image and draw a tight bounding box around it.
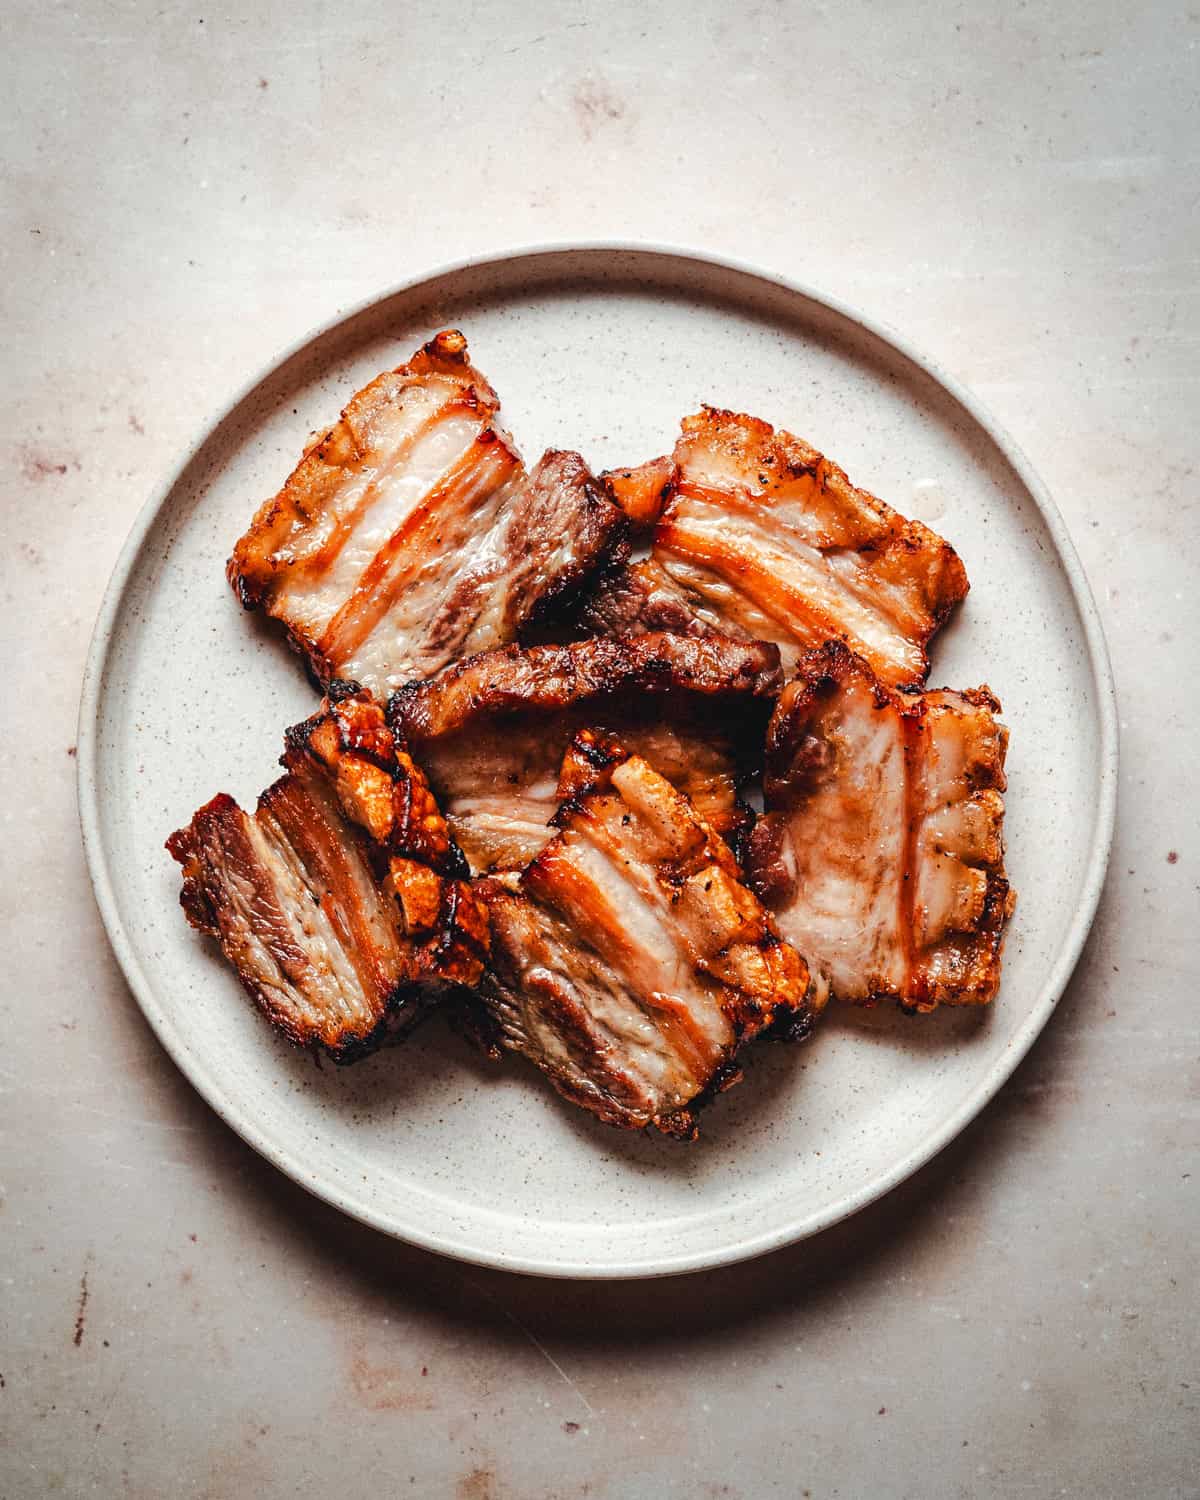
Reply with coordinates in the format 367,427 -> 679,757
348,1354 -> 435,1412
572,76 -> 625,139
73,1271 -> 89,1347
456,1468 -> 498,1500
18,446 -> 81,482
198,1419 -> 275,1498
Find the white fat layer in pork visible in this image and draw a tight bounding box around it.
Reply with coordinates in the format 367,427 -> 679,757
242,811 -> 378,1031
660,501 -> 922,683
278,401 -> 486,639
545,830 -> 734,1060
486,897 -> 698,1113
773,674 -> 908,1005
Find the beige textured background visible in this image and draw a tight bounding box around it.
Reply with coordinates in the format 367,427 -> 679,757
2,1 -> 1196,1495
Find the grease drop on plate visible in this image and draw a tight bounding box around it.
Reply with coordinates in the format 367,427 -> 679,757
910,478 -> 948,523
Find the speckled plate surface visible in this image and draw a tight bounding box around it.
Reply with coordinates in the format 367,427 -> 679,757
78,245 -> 1117,1278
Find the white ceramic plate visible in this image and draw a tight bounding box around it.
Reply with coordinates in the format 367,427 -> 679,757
78,245 -> 1117,1278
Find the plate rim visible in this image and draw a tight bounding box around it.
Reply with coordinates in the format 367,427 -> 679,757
77,240 -> 1119,1279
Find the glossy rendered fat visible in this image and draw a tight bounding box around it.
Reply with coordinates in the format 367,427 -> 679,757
767,670 -> 909,1008
432,715 -> 564,872
326,434 -> 524,692
661,498 -> 928,683
481,888 -> 707,1119
530,826 -> 735,1058
279,403 -> 488,640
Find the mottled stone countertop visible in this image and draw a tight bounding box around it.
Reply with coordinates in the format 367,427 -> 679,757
2,2 -> 1195,1495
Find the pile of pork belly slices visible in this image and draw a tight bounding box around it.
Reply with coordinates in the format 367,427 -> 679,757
169,330 -> 1015,1139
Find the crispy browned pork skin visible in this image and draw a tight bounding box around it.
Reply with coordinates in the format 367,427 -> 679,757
745,643 -> 1015,1013
166,687 -> 488,1061
387,633 -> 782,873
227,331 -> 625,699
475,732 -> 811,1136
601,455 -> 676,531
585,409 -> 969,687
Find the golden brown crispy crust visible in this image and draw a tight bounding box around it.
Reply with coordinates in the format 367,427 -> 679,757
554,725 -> 629,803
285,683 -> 469,879
476,732 -> 811,1136
387,632 -> 782,745
600,455 -> 677,531
167,688 -> 488,1061
749,641 -> 1014,1012
285,687 -> 490,976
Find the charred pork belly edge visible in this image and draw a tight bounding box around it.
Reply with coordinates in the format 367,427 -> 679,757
167,687 -> 489,1061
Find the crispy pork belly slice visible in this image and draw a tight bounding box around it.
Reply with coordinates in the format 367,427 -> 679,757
476,736 -> 810,1135
166,688 -> 488,1060
389,632 -> 782,739
591,408 -> 969,687
387,633 -> 781,872
227,331 -> 625,698
745,643 -> 1015,1013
